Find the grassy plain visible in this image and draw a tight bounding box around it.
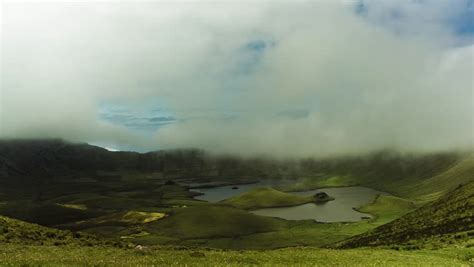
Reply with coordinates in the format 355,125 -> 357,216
0,244 -> 472,266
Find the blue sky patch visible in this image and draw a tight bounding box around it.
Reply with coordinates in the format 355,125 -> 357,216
99,99 -> 176,133
353,0 -> 474,39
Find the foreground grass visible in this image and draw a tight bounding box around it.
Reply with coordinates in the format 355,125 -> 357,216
0,244 -> 471,266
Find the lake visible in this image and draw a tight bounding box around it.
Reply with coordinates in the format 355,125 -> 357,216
192,180 -> 293,202
194,183 -> 388,222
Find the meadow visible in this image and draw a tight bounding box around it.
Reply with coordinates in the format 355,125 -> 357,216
0,140 -> 473,265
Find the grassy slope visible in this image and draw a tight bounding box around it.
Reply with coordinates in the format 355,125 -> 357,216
142,206 -> 289,240
403,154 -> 474,201
1,209 -> 471,265
358,195 -> 418,223
0,244 -> 472,266
63,211 -> 166,230
339,181 -> 474,248
0,215 -> 113,247
221,187 -> 315,210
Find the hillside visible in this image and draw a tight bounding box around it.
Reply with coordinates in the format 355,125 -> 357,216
357,195 -> 417,224
0,211 -> 471,265
404,154 -> 474,200
0,139 -> 464,185
1,201 -> 472,265
338,181 -> 474,248
0,139 -> 215,179
0,139 -> 472,251
0,215 -> 112,247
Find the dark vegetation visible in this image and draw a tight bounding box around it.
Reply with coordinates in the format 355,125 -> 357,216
0,139 -> 464,187
0,215 -> 117,247
0,139 -> 473,265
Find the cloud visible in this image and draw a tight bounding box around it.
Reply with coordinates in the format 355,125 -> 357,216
355,0 -> 474,41
1,1 -> 473,157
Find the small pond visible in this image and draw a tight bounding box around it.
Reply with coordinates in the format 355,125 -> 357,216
194,183 -> 388,222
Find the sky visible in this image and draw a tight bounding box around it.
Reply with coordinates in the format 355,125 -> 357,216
1,0 -> 473,157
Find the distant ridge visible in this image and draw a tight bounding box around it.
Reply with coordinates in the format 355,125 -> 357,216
0,138 -> 465,183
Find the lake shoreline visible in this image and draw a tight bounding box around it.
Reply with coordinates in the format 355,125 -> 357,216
194,182 -> 387,223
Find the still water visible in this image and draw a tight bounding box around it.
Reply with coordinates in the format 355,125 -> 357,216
193,180 -> 285,202
194,183 -> 388,222
252,187 -> 388,222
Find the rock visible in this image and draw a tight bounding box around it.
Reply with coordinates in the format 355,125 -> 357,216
313,192 -> 334,203
232,186 -> 239,190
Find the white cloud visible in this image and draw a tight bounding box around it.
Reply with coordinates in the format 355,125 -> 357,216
1,1 -> 473,157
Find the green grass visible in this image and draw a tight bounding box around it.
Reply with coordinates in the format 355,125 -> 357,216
72,196 -> 159,210
221,187 -> 317,210
143,205 -> 289,240
0,215 -> 114,247
186,221 -> 370,249
403,154 -> 474,201
339,181 -> 474,248
358,195 -> 418,224
1,200 -> 471,265
81,226 -> 130,238
0,244 -> 472,266
1,139 -> 472,254
64,210 -> 167,230
2,139 -> 474,266
161,198 -> 211,207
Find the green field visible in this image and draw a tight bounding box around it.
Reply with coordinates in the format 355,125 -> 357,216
0,244 -> 472,266
0,140 -> 473,265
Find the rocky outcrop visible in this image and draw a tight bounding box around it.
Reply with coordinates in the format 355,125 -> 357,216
313,192 -> 335,203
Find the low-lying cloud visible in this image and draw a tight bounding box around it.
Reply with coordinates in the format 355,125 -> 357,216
1,0 -> 473,157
